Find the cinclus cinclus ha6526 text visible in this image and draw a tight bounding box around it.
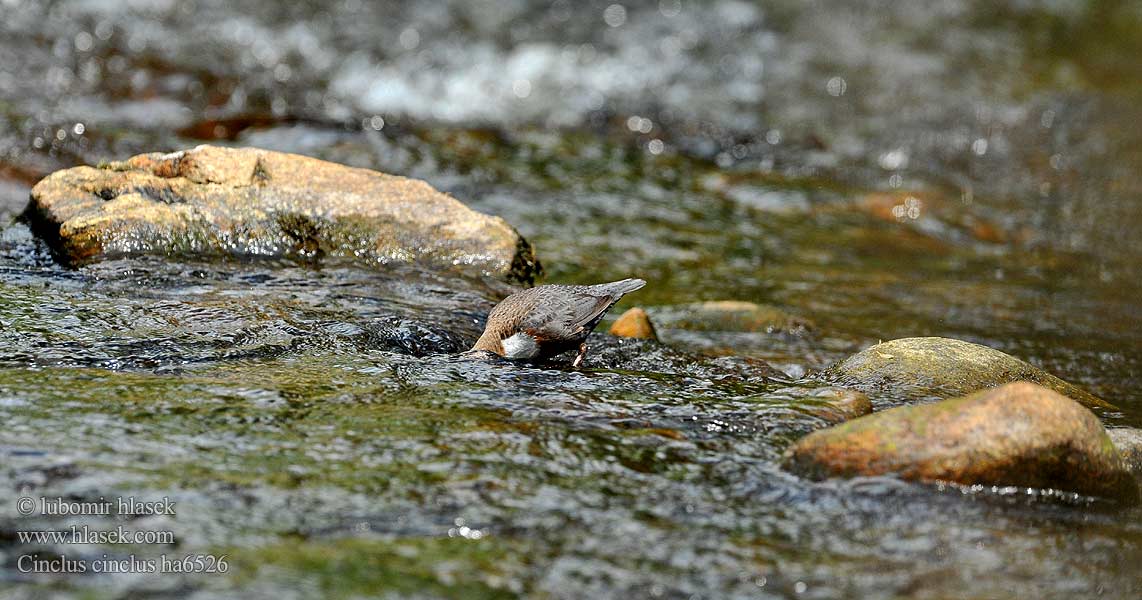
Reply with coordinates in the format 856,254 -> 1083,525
471,278 -> 646,367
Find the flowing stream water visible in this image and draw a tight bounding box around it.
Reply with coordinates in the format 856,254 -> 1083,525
1,1 -> 1140,597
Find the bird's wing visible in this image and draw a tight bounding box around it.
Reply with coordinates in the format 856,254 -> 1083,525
522,290 -> 616,341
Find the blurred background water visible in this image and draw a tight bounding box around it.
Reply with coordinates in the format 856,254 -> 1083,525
1,0 -> 1141,598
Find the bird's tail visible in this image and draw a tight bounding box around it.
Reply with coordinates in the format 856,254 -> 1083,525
602,278 -> 647,298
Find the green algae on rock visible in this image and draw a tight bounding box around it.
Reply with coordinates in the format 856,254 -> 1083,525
783,382 -> 1138,502
819,337 -> 1114,410
24,145 -> 541,283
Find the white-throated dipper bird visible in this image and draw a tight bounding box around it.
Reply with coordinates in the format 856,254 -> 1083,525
471,278 -> 646,367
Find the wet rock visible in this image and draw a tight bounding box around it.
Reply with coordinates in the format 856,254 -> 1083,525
576,334 -> 787,380
608,307 -> 658,340
790,386 -> 873,424
649,301 -> 814,335
25,145 -> 541,282
854,191 -> 1016,245
783,382 -> 1138,502
1107,428 -> 1142,477
819,337 -> 1114,410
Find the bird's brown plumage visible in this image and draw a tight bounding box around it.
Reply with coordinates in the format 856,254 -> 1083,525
472,278 -> 646,363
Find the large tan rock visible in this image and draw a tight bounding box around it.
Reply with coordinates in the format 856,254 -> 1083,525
783,382 -> 1138,502
25,145 -> 541,282
819,337 -> 1114,410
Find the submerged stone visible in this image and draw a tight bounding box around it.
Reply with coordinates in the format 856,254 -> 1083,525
819,337 -> 1114,410
1107,428 -> 1142,478
649,301 -> 814,334
790,386 -> 873,424
783,382 -> 1138,502
25,145 -> 541,283
608,307 -> 658,340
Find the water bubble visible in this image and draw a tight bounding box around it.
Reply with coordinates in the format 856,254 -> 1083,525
399,27 -> 420,50
94,20 -> 113,41
273,64 -> 292,82
826,76 -> 847,97
72,123 -> 85,135
271,97 -> 288,116
878,149 -> 908,170
765,129 -> 781,145
659,0 -> 682,18
1040,109 -> 1055,129
74,31 -> 94,53
512,79 -> 532,99
794,581 -> 807,594
369,115 -> 385,130
971,138 -> 988,156
603,4 -> 627,27
648,139 -> 664,154
55,129 -> 67,141
32,137 -> 44,149
888,173 -> 902,188
905,196 -> 922,219
626,115 -> 652,133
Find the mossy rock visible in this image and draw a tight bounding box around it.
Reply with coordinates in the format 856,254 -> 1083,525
819,337 -> 1113,410
783,382 -> 1138,502
25,145 -> 541,283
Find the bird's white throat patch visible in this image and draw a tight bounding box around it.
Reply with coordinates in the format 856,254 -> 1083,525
501,332 -> 540,359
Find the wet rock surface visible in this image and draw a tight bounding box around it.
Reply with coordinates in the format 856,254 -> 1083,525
788,386 -> 874,424
1108,428 -> 1142,478
26,145 -> 540,282
608,307 -> 658,340
820,337 -> 1114,410
784,382 -> 1138,502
